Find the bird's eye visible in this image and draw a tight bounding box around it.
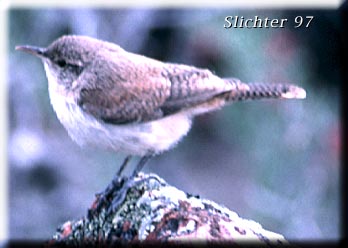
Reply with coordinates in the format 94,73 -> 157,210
57,59 -> 67,67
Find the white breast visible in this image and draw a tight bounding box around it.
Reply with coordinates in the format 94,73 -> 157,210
44,63 -> 193,156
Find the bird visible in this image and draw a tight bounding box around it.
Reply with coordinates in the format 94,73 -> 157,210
16,35 -> 306,213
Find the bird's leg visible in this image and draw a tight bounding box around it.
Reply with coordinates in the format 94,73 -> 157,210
107,154 -> 154,214
116,155 -> 132,176
97,155 -> 132,196
89,155 -> 132,217
89,154 -> 156,217
131,155 -> 153,178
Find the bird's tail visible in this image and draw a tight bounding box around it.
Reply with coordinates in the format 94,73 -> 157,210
222,78 -> 306,102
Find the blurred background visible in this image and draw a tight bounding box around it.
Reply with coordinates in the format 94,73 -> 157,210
8,8 -> 341,241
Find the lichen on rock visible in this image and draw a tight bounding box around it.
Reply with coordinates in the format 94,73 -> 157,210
50,173 -> 288,246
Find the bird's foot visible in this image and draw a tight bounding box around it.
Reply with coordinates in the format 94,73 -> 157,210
88,174 -> 161,219
88,175 -> 126,219
106,174 -> 162,215
88,155 -> 154,219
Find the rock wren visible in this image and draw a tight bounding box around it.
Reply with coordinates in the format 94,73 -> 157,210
16,35 -> 306,212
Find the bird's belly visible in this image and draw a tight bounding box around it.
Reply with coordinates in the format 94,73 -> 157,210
48,83 -> 192,156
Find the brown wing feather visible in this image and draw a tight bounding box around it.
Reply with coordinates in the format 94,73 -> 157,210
77,51 -> 233,124
160,63 -> 233,115
77,54 -> 171,124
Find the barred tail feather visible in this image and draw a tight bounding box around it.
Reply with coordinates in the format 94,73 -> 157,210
223,78 -> 306,102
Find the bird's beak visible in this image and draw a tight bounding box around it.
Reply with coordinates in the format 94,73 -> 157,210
15,45 -> 47,58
